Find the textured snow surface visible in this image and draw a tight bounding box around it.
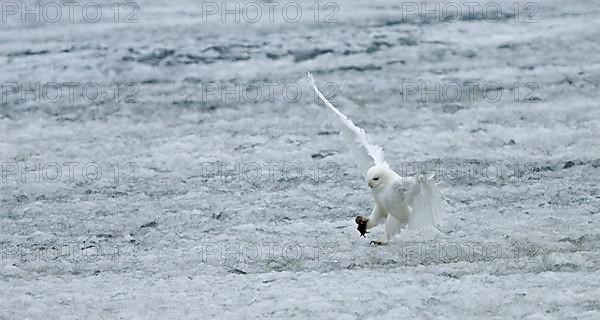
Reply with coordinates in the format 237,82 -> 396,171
1,0 -> 600,319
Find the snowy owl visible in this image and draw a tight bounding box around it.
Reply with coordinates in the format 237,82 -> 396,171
307,72 -> 443,245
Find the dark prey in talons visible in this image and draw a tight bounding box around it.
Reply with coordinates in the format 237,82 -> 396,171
355,216 -> 369,237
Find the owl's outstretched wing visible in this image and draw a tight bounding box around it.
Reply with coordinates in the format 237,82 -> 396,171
307,72 -> 387,180
407,174 -> 443,230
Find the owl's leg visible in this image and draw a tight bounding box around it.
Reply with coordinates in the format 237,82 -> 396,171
366,204 -> 386,229
356,204 -> 386,237
370,215 -> 402,245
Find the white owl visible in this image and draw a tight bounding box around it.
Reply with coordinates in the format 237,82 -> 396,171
308,72 -> 443,245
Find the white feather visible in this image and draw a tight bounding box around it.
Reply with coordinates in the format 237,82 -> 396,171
407,174 -> 443,230
307,72 -> 386,179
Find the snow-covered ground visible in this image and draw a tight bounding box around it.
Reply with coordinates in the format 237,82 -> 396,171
1,0 -> 600,318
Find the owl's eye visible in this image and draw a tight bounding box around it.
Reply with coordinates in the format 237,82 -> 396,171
373,177 -> 379,181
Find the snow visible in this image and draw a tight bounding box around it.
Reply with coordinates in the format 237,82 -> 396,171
1,0 -> 600,318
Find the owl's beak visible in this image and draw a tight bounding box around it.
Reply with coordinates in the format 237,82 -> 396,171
368,182 -> 373,188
